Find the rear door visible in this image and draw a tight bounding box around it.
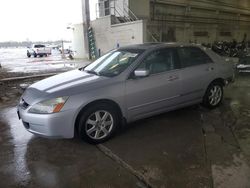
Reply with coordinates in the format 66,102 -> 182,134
125,48 -> 182,121
178,47 -> 216,102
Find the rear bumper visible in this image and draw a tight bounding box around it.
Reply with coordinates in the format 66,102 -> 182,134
36,52 -> 51,55
27,50 -> 51,55
225,76 -> 234,85
236,64 -> 250,73
224,73 -> 235,85
237,68 -> 250,73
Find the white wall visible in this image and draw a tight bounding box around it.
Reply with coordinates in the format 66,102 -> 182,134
91,16 -> 145,55
72,23 -> 88,59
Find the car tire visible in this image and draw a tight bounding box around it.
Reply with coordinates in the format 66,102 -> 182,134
78,103 -> 120,144
27,52 -> 31,58
202,81 -> 223,109
34,53 -> 37,58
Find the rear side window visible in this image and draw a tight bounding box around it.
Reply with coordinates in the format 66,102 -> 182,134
178,47 -> 213,68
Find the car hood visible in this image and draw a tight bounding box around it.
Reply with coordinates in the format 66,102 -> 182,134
22,69 -> 108,105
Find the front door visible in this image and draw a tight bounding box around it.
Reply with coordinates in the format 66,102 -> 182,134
125,48 -> 181,121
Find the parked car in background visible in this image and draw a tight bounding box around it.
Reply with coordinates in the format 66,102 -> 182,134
27,44 -> 51,58
237,55 -> 250,72
18,43 -> 234,144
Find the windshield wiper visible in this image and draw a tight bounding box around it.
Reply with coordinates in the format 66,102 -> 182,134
85,70 -> 99,76
98,72 -> 116,77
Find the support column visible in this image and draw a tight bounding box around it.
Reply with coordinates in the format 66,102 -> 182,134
82,0 -> 91,59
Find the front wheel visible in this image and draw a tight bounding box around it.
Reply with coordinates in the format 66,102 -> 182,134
203,82 -> 223,109
78,103 -> 119,144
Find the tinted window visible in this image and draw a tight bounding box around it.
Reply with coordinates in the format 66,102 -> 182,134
138,48 -> 179,75
178,47 -> 213,67
34,45 -> 45,48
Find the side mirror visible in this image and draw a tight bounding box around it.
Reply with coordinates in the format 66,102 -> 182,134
134,68 -> 150,78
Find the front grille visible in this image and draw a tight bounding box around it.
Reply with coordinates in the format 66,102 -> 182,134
19,99 -> 29,110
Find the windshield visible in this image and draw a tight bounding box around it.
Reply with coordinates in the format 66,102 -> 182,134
84,49 -> 144,77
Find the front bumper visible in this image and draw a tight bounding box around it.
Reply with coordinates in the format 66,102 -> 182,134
17,106 -> 75,138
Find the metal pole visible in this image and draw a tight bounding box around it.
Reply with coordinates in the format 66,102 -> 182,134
61,40 -> 65,59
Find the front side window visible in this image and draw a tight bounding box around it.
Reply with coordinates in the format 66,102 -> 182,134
137,48 -> 179,75
84,49 -> 144,77
178,47 -> 213,67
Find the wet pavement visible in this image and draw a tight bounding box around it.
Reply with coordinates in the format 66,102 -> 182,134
0,47 -> 89,107
0,74 -> 250,188
0,108 -> 139,188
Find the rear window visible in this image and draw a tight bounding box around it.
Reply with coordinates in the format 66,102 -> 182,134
34,45 -> 45,48
178,47 -> 213,67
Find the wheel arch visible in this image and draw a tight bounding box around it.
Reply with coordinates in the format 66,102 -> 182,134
203,77 -> 225,99
74,99 -> 124,136
205,78 -> 225,92
211,78 -> 225,86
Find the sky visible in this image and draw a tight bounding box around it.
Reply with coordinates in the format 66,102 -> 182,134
0,0 -> 97,42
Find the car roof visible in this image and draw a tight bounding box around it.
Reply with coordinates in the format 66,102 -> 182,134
118,42 -> 202,51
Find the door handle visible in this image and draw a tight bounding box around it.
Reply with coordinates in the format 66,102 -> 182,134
206,67 -> 214,71
167,75 -> 179,81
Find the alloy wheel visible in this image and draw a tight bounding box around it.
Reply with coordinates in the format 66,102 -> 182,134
85,110 -> 114,140
208,85 -> 222,106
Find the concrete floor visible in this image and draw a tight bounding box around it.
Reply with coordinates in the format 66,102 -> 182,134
0,75 -> 250,188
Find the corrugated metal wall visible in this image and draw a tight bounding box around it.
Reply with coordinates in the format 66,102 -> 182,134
147,0 -> 250,43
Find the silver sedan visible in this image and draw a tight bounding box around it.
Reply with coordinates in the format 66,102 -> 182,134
17,43 -> 234,144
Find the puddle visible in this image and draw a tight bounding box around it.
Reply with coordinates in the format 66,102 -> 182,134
2,107 -> 33,145
1,107 -> 33,185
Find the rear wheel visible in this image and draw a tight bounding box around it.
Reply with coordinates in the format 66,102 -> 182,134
78,103 -> 119,144
203,82 -> 223,109
27,52 -> 31,58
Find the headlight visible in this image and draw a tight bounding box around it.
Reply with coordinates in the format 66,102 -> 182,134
28,97 -> 69,114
